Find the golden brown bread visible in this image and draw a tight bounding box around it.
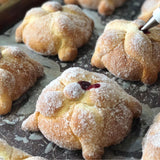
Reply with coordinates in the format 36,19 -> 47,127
91,19 -> 160,84
142,112 -> 160,160
0,46 -> 44,115
138,0 -> 160,22
22,67 -> 142,160
15,1 -> 93,61
0,138 -> 47,160
64,0 -> 127,15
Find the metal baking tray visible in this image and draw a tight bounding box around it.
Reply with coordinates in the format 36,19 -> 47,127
1,0 -> 160,159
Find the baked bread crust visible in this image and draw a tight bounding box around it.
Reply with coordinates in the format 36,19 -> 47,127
91,19 -> 160,84
142,112 -> 160,160
0,138 -> 47,160
15,1 -> 93,61
0,46 -> 44,115
64,0 -> 127,15
22,67 -> 142,160
138,0 -> 160,22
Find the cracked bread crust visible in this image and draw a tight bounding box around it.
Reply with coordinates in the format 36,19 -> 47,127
22,67 -> 142,160
91,19 -> 160,84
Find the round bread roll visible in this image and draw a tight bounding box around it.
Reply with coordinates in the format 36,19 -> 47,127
22,67 -> 142,160
142,112 -> 160,160
0,46 -> 44,115
91,19 -> 160,84
64,0 -> 128,15
15,1 -> 94,62
138,0 -> 160,22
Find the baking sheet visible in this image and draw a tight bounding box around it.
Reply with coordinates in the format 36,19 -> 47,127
1,0 -> 160,159
0,0 -> 46,32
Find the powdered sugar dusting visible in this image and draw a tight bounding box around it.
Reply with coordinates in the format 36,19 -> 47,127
90,82 -> 124,107
23,67 -> 142,159
64,0 -> 127,15
16,2 -> 93,60
71,104 -> 103,138
42,1 -> 62,12
144,117 -> 160,146
129,32 -> 151,59
150,133 -> 160,148
64,4 -> 84,14
44,91 -> 63,109
109,103 -> 131,130
26,8 -> 46,17
0,46 -> 44,114
92,19 -> 160,84
60,67 -> 88,84
37,91 -> 64,117
0,68 -> 15,96
43,77 -> 64,92
3,46 -> 23,55
139,0 -> 160,21
90,72 -> 113,83
63,82 -> 84,99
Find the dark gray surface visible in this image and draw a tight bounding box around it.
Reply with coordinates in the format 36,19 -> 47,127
1,0 -> 160,159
